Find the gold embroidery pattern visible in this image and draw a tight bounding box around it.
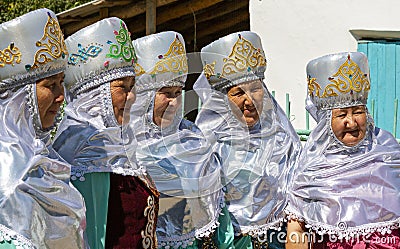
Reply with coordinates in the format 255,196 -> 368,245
148,35 -> 188,75
307,76 -> 322,97
222,36 -> 266,76
309,55 -> 370,98
141,195 -> 156,249
0,43 -> 21,67
203,61 -> 216,80
134,62 -> 146,76
201,233 -> 217,249
252,237 -> 269,249
32,12 -> 67,69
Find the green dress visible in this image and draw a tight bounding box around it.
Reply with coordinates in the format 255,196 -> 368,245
72,172 -> 110,249
215,206 -> 285,249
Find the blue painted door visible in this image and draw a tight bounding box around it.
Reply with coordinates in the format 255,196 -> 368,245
358,41 -> 400,138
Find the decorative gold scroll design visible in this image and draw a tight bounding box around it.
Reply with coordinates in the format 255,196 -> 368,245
141,195 -> 156,249
148,35 -> 188,75
31,12 -> 67,69
0,43 -> 21,67
308,55 -> 370,98
203,61 -> 216,80
307,76 -> 322,97
134,62 -> 146,76
222,35 -> 266,76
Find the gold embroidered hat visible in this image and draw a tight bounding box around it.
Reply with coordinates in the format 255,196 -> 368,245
65,17 -> 136,98
201,31 -> 267,91
132,31 -> 188,93
0,8 -> 67,90
307,52 -> 370,110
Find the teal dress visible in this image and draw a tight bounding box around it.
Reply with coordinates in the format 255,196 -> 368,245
215,206 -> 285,249
72,173 -> 110,249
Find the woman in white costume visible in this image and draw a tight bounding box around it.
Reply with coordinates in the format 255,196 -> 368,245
194,31 -> 301,248
286,52 -> 400,249
53,17 -> 158,249
130,31 -> 223,248
0,8 -> 86,249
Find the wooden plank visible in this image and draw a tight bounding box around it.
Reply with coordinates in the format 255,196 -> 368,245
99,7 -> 109,19
184,9 -> 249,46
62,15 -> 103,36
60,0 -> 178,36
146,0 -> 157,35
156,0 -> 224,25
108,0 -> 178,19
157,1 -> 248,34
187,21 -> 249,52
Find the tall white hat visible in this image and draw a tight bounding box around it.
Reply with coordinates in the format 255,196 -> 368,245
133,31 -> 187,93
65,17 -> 136,98
307,52 -> 370,110
0,8 -> 67,90
201,31 -> 267,91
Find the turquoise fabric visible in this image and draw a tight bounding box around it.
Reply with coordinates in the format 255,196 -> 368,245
73,172 -> 110,249
215,206 -> 285,249
215,206 -> 252,249
216,206 -> 235,248
0,241 -> 16,249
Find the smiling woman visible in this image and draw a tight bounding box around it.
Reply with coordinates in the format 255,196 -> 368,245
331,105 -> 367,146
195,31 -> 302,248
286,52 -> 400,249
226,79 -> 264,127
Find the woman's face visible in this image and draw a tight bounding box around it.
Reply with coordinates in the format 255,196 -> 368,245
36,72 -> 65,129
110,76 -> 136,125
227,79 -> 264,127
331,105 -> 367,146
153,86 -> 182,127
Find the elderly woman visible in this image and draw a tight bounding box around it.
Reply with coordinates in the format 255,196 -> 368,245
194,31 -> 302,248
130,31 -> 223,248
0,9 -> 86,248
286,52 -> 400,249
52,18 -> 158,249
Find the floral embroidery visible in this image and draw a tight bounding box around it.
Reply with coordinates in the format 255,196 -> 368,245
68,43 -> 103,65
106,21 -> 136,63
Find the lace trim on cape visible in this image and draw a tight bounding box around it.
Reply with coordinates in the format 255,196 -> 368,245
156,188 -> 225,248
158,231 -> 196,249
243,217 -> 286,238
285,210 -> 400,239
0,224 -> 35,249
195,191 -> 225,239
71,164 -> 147,181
